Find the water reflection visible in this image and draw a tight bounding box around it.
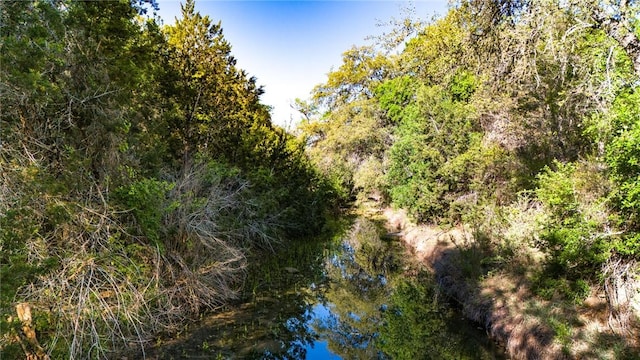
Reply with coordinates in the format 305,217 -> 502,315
149,218 -> 503,359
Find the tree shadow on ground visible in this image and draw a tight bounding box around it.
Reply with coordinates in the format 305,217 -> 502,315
427,240 -> 640,360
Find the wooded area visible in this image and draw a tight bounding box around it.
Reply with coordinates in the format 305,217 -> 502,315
297,0 -> 640,356
2,0 -> 640,358
0,0 -> 333,358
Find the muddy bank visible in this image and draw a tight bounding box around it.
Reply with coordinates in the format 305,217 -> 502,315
381,207 -> 640,360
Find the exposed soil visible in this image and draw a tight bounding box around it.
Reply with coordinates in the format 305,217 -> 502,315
379,207 -> 640,360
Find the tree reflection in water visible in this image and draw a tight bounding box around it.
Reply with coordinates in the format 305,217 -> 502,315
309,218 -> 502,359
150,218 -> 502,359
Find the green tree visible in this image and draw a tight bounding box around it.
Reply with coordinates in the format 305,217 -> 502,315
603,88 -> 640,255
313,45 -> 392,110
163,0 -> 270,167
384,80 -> 479,222
1,1 -> 334,357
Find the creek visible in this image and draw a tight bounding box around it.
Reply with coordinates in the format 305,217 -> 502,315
150,217 -> 505,359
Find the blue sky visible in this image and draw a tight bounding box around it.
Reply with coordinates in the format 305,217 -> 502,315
155,1 -> 449,127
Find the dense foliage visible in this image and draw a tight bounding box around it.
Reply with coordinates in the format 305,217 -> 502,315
298,0 -> 640,345
0,0 -> 333,358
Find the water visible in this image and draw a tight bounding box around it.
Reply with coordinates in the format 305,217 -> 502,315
149,218 -> 505,359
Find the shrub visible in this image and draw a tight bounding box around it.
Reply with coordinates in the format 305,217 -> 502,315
499,193 -> 548,261
534,161 -> 616,296
604,89 -> 640,256
114,178 -> 174,247
384,82 -> 479,223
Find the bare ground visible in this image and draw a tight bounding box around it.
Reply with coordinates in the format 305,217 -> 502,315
379,207 -> 640,360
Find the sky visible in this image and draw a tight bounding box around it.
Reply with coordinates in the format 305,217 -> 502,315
155,1 -> 450,128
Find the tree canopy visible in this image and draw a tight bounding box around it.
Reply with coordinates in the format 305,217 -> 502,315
0,0 -> 334,357
297,0 -> 640,353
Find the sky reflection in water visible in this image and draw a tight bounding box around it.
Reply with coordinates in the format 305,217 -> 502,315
150,218 -> 503,359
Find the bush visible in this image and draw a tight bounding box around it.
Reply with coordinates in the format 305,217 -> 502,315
534,161 -> 615,295
384,82 -> 479,223
603,89 -> 640,256
114,178 -> 175,247
536,162 -> 579,219
499,194 -> 548,262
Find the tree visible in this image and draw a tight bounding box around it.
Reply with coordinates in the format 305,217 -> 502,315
459,0 -> 640,75
312,45 -> 392,110
162,0 -> 270,167
578,0 -> 640,75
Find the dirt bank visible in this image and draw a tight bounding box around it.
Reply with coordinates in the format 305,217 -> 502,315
380,207 -> 640,360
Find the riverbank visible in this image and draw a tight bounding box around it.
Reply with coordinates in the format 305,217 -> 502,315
377,207 -> 640,360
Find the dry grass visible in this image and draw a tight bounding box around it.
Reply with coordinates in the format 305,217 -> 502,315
603,257 -> 640,336
3,160 -> 285,358
16,194 -> 160,359
157,165 -> 249,324
153,162 -> 286,330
